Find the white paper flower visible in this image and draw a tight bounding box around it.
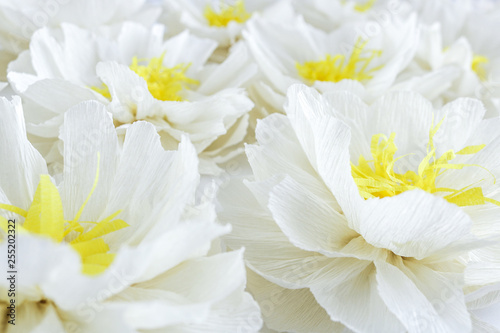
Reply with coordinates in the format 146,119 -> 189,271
243,12 -> 419,114
162,0 -> 292,51
8,21 -> 256,174
292,0 -> 413,33
401,0 -> 497,45
0,0 -> 161,56
0,96 -> 262,332
219,84 -> 500,332
392,0 -> 500,117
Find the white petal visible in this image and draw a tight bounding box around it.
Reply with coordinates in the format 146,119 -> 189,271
268,176 -> 357,254
103,127 -> 199,246
284,87 -> 364,230
391,66 -> 461,101
358,190 -> 473,259
243,19 -> 299,95
197,42 -> 257,95
247,113 -> 337,208
29,27 -> 65,79
467,282 -> 500,310
109,287 -> 212,329
202,113 -> 249,160
117,22 -> 164,63
164,88 -> 251,128
25,113 -> 65,138
170,287 -> 262,333
60,101 -> 119,221
7,70 -> 38,95
466,250 -> 500,287
321,90 -> 372,159
160,89 -> 253,152
284,84 -> 332,166
310,262 -> 404,332
76,304 -> 138,333
0,96 -> 47,209
16,78 -> 106,117
58,23 -> 101,84
127,221 -> 230,284
433,97 -> 486,156
314,79 -> 367,100
364,14 -> 420,97
375,260 -> 470,333
470,313 -> 500,333
438,136 -> 500,194
140,250 -> 247,306
406,260 -> 471,331
96,61 -> 156,120
247,269 -> 342,333
297,95 -> 363,230
324,90 -> 435,156
162,30 -> 217,75
219,178 -> 336,288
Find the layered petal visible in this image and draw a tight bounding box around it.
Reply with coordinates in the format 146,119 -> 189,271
0,96 -> 47,209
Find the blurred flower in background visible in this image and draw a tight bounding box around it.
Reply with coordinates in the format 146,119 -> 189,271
7,22 -> 257,174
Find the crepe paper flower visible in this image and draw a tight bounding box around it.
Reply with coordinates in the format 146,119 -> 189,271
243,12 -> 419,114
0,96 -> 262,332
401,0 -> 496,46
391,0 -> 500,117
162,0 -> 293,53
292,0 -> 413,33
0,0 -> 161,58
218,84 -> 500,332
7,22 -> 256,174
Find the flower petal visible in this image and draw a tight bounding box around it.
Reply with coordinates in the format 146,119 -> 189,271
60,101 -> 119,222
359,190 -> 473,259
375,260 -> 471,333
102,125 -> 199,246
0,96 -> 47,209
268,175 -> 357,254
247,269 -> 343,333
310,262 -> 404,332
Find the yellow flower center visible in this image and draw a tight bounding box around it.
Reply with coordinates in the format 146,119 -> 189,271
351,119 -> 500,207
92,53 -> 198,102
296,38 -> 383,83
354,0 -> 376,12
204,0 -> 251,27
0,155 -> 128,275
472,54 -> 489,81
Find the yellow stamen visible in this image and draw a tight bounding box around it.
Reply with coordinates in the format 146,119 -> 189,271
354,0 -> 376,12
0,154 -> 128,275
204,0 -> 251,27
91,84 -> 111,99
472,54 -> 489,81
296,38 -> 383,83
92,53 -> 198,102
352,119 -> 499,207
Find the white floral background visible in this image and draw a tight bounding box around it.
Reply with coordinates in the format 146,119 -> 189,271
0,0 -> 500,332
